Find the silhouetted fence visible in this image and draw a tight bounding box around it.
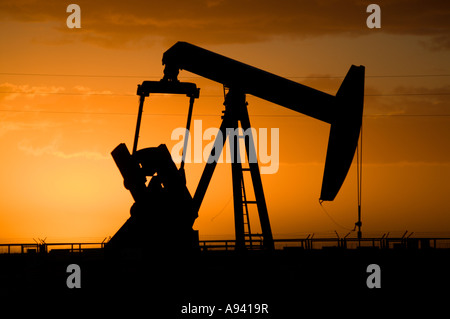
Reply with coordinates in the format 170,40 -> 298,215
199,236 -> 450,251
0,242 -> 106,254
1,236 -> 449,254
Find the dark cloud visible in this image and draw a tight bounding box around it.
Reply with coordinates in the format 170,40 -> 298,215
1,0 -> 449,48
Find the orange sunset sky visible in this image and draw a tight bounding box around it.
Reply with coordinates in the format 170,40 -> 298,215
0,1 -> 449,242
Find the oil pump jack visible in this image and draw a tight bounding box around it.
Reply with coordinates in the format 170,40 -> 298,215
106,42 -> 364,254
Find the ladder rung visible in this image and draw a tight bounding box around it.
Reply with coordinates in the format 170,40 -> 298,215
244,233 -> 263,237
243,201 -> 257,204
242,168 -> 251,171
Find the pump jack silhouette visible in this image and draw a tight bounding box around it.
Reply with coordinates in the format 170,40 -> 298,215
106,42 -> 364,254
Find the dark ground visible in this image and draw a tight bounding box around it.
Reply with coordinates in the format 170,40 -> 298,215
0,248 -> 449,317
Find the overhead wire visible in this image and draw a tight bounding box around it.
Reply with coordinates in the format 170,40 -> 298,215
0,72 -> 448,118
0,91 -> 449,97
1,72 -> 449,98
0,109 -> 449,118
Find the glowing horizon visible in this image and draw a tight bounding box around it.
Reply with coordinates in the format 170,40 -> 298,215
0,1 -> 449,243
